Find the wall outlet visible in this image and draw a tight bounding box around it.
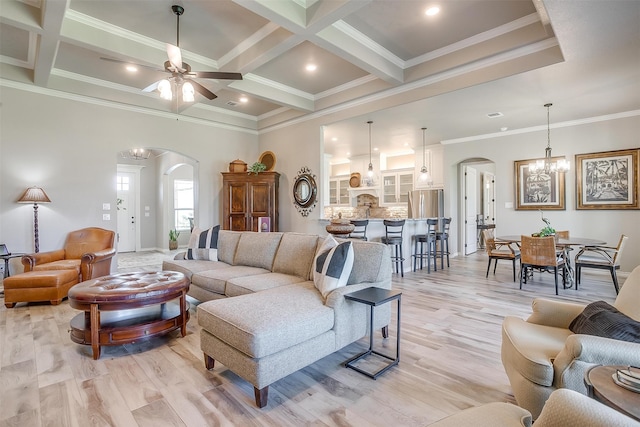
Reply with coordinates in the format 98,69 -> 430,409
102,214 -> 110,221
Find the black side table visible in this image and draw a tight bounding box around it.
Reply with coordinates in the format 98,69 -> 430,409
1,254 -> 24,278
344,287 -> 401,379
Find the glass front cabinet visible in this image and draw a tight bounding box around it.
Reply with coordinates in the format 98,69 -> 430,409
381,170 -> 413,205
329,176 -> 350,205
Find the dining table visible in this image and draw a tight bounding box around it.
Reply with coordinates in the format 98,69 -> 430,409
496,235 -> 606,288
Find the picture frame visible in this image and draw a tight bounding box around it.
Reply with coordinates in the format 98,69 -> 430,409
514,158 -> 566,210
575,148 -> 639,210
258,216 -> 271,232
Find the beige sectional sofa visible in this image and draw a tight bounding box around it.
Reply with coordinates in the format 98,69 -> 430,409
162,230 -> 393,407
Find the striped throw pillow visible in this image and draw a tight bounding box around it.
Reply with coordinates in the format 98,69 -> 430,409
313,235 -> 354,299
186,225 -> 219,261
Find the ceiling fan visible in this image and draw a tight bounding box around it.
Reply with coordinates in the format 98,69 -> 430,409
103,5 -> 242,109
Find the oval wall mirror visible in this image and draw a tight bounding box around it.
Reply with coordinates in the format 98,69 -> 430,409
292,167 -> 317,216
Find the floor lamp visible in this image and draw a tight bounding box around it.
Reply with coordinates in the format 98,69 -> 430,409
18,186 -> 51,253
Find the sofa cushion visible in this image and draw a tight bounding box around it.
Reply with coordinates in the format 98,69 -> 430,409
234,232 -> 283,270
197,282 -> 333,358
272,233 -> 319,279
341,239 -> 388,285
162,258 -> 230,280
186,225 -> 219,260
225,273 -> 306,297
502,316 -> 573,387
569,300 -> 640,343
33,259 -> 81,275
313,236 -> 354,299
217,231 -> 242,265
191,266 -> 269,295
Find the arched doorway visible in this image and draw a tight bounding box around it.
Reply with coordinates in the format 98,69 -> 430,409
116,148 -> 198,253
457,158 -> 495,255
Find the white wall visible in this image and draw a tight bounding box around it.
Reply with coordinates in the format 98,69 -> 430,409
444,115 -> 640,271
0,87 -> 258,255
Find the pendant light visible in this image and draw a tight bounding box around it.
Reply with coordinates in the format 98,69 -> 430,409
529,103 -> 570,174
417,127 -> 432,184
363,120 -> 377,187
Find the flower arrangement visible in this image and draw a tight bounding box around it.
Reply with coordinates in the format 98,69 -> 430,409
248,162 -> 266,175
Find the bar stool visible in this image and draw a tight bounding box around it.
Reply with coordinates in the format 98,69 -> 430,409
348,220 -> 369,241
381,219 -> 405,277
413,218 -> 438,273
435,218 -> 452,269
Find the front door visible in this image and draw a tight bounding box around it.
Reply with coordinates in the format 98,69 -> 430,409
117,171 -> 137,252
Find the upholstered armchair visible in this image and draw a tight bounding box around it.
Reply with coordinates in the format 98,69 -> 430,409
22,227 -> 115,281
428,389 -> 638,427
501,265 -> 640,419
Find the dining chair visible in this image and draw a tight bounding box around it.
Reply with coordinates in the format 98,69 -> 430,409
483,229 -> 520,282
554,230 -> 571,263
412,218 -> 438,273
575,234 -> 628,294
348,219 -> 369,241
519,235 -> 566,295
435,217 -> 452,269
381,219 -> 405,277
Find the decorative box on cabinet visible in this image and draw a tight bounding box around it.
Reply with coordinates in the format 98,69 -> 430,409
222,172 -> 279,232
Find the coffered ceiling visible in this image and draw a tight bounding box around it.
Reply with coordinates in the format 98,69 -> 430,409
1,0 -> 638,158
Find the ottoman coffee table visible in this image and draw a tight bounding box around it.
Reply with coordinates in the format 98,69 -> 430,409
68,271 -> 189,359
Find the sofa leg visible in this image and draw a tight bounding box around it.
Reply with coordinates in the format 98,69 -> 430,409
5,302 -> 16,308
254,386 -> 268,408
382,325 -> 389,339
204,353 -> 215,370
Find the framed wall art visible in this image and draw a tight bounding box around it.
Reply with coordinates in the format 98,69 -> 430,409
514,158 -> 566,210
575,148 -> 639,210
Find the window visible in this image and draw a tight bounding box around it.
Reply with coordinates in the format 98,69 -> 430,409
116,175 -> 129,191
174,180 -> 193,230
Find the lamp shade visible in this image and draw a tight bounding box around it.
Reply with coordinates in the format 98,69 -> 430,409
18,186 -> 51,204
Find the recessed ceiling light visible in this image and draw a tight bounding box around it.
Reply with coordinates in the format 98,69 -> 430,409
239,96 -> 248,103
346,152 -> 350,156
425,6 -> 440,16
374,147 -> 379,151
501,127 -> 508,132
331,137 -> 338,141
125,65 -> 137,72
306,64 -> 317,72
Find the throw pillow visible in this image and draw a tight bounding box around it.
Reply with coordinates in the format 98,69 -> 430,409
313,235 -> 354,299
186,225 -> 219,261
569,300 -> 640,343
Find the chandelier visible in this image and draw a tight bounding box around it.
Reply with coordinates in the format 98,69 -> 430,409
122,148 -> 151,160
529,103 -> 570,174
363,120 -> 377,186
417,127 -> 432,184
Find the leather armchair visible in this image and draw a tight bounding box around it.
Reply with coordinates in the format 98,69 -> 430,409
22,227 -> 115,281
501,265 -> 640,419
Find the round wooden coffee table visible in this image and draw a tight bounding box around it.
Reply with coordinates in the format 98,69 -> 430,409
68,271 -> 190,359
584,365 -> 640,421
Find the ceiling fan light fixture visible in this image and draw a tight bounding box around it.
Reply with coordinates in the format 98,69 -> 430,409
158,79 -> 172,100
182,81 -> 195,102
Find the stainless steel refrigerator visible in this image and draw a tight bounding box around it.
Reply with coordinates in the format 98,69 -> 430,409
407,189 -> 444,219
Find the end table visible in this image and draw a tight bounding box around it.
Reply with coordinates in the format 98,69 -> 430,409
344,287 -> 401,379
584,365 -> 640,421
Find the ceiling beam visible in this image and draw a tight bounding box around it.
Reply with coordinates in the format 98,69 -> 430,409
33,0 -> 68,86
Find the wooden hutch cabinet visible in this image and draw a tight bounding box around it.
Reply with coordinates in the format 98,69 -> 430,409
221,172 -> 280,231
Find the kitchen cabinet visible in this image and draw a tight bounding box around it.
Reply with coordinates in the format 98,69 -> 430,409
381,170 -> 414,205
222,172 -> 279,231
329,176 -> 350,205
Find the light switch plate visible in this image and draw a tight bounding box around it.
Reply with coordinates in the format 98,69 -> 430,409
102,203 -> 111,210
102,214 -> 110,221
145,212 -> 150,217
145,206 -> 150,211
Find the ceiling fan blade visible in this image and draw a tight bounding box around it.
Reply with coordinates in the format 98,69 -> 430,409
192,71 -> 243,80
100,57 -> 164,72
166,44 -> 185,73
142,81 -> 161,92
190,80 -> 217,100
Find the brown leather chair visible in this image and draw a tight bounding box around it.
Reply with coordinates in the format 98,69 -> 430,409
22,227 -> 115,282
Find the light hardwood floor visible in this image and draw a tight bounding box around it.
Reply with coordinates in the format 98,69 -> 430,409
0,251 -> 622,426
